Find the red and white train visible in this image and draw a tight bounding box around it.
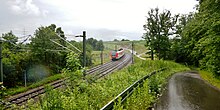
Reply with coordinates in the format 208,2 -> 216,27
110,48 -> 125,61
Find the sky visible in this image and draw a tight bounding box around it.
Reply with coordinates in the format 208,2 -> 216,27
0,0 -> 198,41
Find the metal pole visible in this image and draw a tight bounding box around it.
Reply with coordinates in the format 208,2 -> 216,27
132,42 -> 134,64
0,36 -> 3,84
83,31 -> 86,68
101,51 -> 103,65
24,70 -> 27,87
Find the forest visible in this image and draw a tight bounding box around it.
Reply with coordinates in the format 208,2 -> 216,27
143,0 -> 220,76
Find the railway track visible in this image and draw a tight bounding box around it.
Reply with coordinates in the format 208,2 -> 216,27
2,53 -> 132,109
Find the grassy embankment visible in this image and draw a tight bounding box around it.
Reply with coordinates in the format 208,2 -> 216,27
91,51 -> 111,66
1,74 -> 63,99
1,50 -> 110,99
199,70 -> 220,89
21,57 -> 189,110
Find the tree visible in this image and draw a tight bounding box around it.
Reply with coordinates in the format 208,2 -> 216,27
1,31 -> 30,87
169,14 -> 194,62
168,0 -> 220,75
143,8 -> 176,60
2,31 -> 18,50
121,39 -> 129,41
113,39 -> 118,42
96,40 -> 104,51
30,24 -> 67,73
86,38 -> 104,51
182,0 -> 220,74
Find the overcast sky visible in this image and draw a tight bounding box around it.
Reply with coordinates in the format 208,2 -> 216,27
0,0 -> 198,41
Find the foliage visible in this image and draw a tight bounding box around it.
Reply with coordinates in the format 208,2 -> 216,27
23,57 -> 189,109
121,39 -> 129,41
30,24 -> 67,74
65,52 -> 81,72
1,31 -> 30,87
91,51 -> 110,66
0,24 -> 95,93
199,70 -> 220,89
116,62 -> 189,109
2,74 -> 63,99
2,31 -> 18,50
143,8 -> 178,60
87,38 -> 104,51
123,81 -> 155,109
175,0 -> 220,75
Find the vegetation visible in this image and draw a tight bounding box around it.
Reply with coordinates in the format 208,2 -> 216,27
2,74 -> 63,99
0,24 -> 103,92
143,8 -> 178,60
199,70 -> 220,89
91,51 -> 110,66
104,40 -> 147,55
87,38 -> 104,51
143,0 -> 220,76
19,57 -> 189,109
116,63 -> 188,109
1,0 -> 220,109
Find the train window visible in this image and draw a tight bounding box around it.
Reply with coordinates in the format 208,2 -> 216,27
118,48 -> 123,51
111,51 -> 116,56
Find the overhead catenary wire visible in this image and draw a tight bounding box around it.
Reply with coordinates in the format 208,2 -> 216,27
56,33 -> 82,53
20,35 -> 31,44
2,38 -> 20,48
45,49 -> 69,52
50,39 -> 74,52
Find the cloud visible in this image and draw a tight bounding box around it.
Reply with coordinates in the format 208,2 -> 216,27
62,26 -> 142,41
8,0 -> 41,16
0,0 -> 198,41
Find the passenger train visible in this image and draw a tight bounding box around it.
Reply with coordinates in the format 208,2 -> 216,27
110,48 -> 125,61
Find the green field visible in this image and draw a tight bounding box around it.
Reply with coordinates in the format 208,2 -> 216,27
104,40 -> 148,57
91,51 -> 111,66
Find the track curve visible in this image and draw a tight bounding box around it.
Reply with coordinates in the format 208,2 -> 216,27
2,53 -> 132,108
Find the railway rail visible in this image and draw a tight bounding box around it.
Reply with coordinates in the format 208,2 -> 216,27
2,53 -> 132,109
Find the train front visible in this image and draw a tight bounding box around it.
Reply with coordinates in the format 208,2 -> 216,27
110,50 -> 118,61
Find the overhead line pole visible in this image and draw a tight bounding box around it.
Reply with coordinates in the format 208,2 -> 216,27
23,28 -> 27,87
83,31 -> 86,68
132,42 -> 134,64
0,35 -> 3,84
75,31 -> 86,68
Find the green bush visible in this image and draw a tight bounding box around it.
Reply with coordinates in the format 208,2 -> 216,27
22,58 -> 189,109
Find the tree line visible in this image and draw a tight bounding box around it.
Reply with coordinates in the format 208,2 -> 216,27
143,0 -> 220,75
1,24 -> 104,87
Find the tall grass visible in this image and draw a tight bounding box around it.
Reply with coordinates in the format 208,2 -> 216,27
199,70 -> 220,89
22,58 -> 189,109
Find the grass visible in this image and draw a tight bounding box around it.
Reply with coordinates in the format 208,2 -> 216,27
2,73 -> 63,99
199,70 -> 220,89
104,40 -> 148,55
91,51 -> 111,66
22,57 -> 189,109
117,64 -> 189,109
